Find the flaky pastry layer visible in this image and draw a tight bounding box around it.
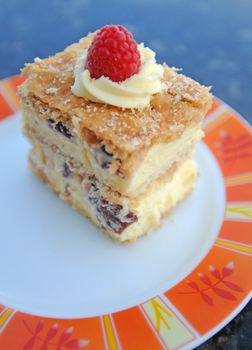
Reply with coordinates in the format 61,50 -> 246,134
23,107 -> 201,196
19,32 -> 212,160
29,143 -> 197,242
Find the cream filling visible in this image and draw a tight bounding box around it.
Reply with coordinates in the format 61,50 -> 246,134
30,144 -> 197,242
71,44 -> 164,109
119,159 -> 197,242
23,108 -> 202,197
86,127 -> 202,196
29,146 -> 100,227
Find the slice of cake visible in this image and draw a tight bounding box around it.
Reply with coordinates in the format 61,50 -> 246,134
20,25 -> 212,242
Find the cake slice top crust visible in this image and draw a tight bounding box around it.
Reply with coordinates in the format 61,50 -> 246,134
20,33 -> 212,154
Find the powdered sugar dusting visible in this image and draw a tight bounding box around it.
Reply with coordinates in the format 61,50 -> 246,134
22,39 -> 211,154
93,107 -> 163,149
45,87 -> 58,94
131,138 -> 141,146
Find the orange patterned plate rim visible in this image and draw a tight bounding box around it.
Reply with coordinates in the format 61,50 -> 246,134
0,75 -> 251,350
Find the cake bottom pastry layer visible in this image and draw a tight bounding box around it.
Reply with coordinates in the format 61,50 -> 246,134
29,144 -> 197,243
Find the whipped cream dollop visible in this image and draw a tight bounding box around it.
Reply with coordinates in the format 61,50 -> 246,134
71,44 -> 164,109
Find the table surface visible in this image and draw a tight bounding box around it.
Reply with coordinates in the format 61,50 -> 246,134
1,0 -> 251,348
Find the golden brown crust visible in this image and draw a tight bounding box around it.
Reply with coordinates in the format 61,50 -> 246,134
20,32 -> 212,155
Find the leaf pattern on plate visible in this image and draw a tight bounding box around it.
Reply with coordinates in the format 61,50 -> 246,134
200,292 -> 214,306
22,320 -> 89,350
177,261 -> 244,306
216,130 -> 252,171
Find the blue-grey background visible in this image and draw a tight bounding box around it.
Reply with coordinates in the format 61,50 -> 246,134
0,0 -> 251,348
1,0 -> 252,122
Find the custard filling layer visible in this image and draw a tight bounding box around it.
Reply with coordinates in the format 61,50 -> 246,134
29,143 -> 197,242
23,108 -> 202,197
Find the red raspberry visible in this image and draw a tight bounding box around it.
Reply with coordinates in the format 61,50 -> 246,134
86,25 -> 141,82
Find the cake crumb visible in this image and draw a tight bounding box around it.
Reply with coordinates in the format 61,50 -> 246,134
45,87 -> 58,94
174,94 -> 182,102
131,138 -> 141,146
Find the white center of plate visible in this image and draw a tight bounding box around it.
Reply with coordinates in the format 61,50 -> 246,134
0,114 -> 225,318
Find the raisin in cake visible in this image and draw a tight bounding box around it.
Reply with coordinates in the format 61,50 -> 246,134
19,25 -> 212,242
